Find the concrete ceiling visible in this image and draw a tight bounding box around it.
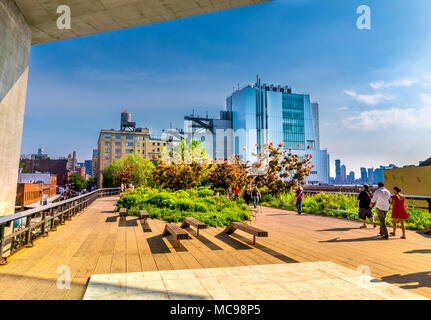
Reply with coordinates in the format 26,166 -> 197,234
13,0 -> 272,45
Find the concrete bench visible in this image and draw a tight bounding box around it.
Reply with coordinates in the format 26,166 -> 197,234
119,208 -> 127,222
164,223 -> 189,248
139,210 -> 150,224
223,222 -> 268,245
181,217 -> 207,237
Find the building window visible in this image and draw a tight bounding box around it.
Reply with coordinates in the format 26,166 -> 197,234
137,136 -> 141,140
126,135 -> 134,140
105,162 -> 110,166
116,135 -> 121,139
152,148 -> 155,152
115,142 -> 121,146
137,143 -> 140,147
105,141 -> 111,146
105,134 -> 111,139
310,171 -> 318,175
126,149 -> 133,154
105,148 -> 110,153
157,143 -> 160,146
142,150 -> 145,154
115,156 -> 120,159
152,142 -> 155,146
105,155 -> 110,160
126,142 -> 134,147
157,148 -> 160,152
115,149 -> 121,154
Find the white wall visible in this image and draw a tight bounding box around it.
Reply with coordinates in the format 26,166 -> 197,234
0,0 -> 31,216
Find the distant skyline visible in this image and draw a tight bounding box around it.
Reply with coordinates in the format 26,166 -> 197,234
21,0 -> 431,177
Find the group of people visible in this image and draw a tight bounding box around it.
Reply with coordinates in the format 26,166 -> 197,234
356,182 -> 410,239
120,183 -> 134,193
295,182 -> 410,239
226,184 -> 262,208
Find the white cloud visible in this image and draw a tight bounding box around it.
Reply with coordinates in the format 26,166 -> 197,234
369,79 -> 418,90
343,89 -> 393,105
337,106 -> 349,111
343,93 -> 431,130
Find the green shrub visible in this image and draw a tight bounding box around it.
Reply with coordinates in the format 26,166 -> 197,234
116,186 -> 249,227
261,190 -> 431,231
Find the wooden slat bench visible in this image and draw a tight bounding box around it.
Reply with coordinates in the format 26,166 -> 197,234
139,210 -> 150,224
223,222 -> 268,245
164,223 -> 189,248
419,225 -> 431,234
181,217 -> 207,237
119,208 -> 127,222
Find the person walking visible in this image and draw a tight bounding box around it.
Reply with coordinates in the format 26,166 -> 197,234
227,185 -> 233,199
371,182 -> 392,239
252,186 -> 261,209
243,185 -> 252,206
390,187 -> 410,239
234,184 -> 240,200
295,186 -> 303,214
355,184 -> 376,229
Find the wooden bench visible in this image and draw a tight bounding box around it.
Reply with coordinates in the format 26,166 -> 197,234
181,217 -> 207,237
139,210 -> 150,224
164,223 -> 189,248
419,225 -> 431,234
223,222 -> 268,245
119,208 -> 127,222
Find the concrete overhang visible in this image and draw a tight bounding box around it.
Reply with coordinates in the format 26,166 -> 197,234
13,0 -> 272,45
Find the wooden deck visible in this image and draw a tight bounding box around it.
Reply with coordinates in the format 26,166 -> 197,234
0,196 -> 430,300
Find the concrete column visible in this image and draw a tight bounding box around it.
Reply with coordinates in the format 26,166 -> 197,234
0,0 -> 31,217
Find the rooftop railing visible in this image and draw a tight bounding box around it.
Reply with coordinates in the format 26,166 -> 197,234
303,190 -> 431,212
0,188 -> 120,265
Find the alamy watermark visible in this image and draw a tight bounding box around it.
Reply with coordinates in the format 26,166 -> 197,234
356,265 -> 371,289
57,5 -> 71,30
55,5 -> 371,31
357,5 -> 371,30
57,264 -> 71,290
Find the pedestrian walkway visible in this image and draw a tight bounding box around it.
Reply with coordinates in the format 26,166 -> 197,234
0,196 -> 430,300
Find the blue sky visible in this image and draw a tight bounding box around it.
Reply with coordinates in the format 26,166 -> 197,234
22,0 -> 431,176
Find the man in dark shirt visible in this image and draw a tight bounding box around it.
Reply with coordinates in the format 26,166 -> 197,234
356,184 -> 377,229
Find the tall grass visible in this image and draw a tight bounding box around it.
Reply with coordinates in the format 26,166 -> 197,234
260,191 -> 431,231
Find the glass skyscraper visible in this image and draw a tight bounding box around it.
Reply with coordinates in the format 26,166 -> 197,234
227,77 -> 330,185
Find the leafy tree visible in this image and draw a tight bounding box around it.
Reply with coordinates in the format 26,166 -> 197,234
70,173 -> 87,191
152,163 -> 208,190
102,154 -> 155,187
208,155 -> 251,190
87,178 -> 97,190
159,139 -> 211,164
153,139 -> 211,190
253,142 -> 314,195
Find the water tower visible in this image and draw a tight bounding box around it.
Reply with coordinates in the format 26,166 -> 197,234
120,110 -> 136,131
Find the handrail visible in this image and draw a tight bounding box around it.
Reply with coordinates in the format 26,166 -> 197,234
304,190 -> 431,200
304,190 -> 431,212
0,188 -> 121,264
0,188 -> 120,225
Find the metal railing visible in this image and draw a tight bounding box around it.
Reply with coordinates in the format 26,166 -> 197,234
303,190 -> 431,213
0,188 -> 120,264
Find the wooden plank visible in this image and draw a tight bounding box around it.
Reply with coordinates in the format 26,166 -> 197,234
1,197 -> 431,300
